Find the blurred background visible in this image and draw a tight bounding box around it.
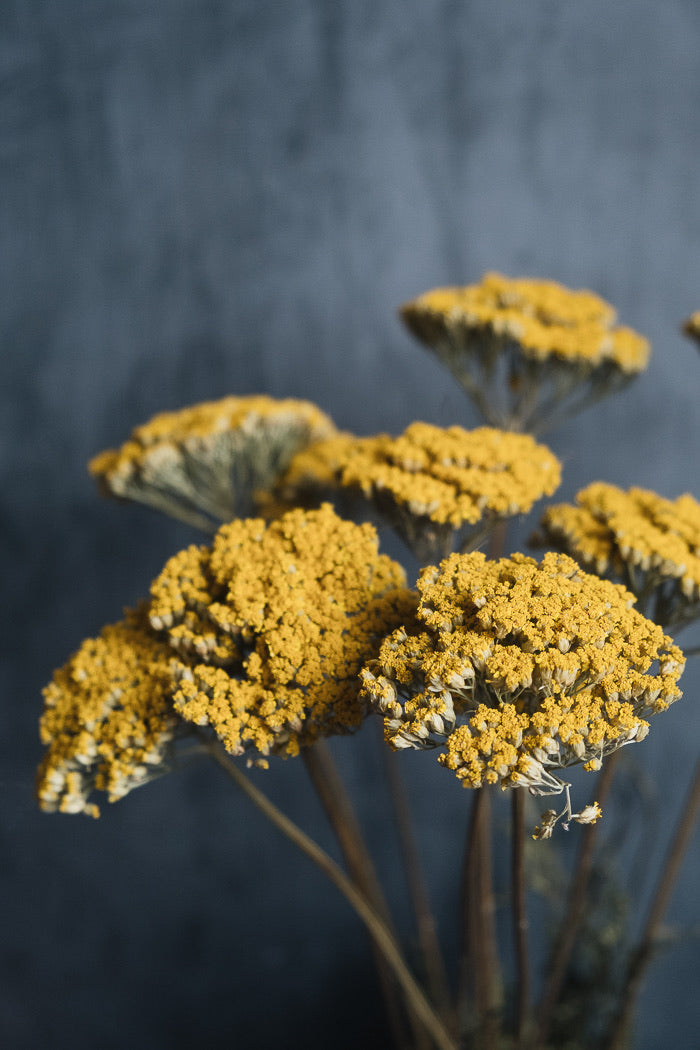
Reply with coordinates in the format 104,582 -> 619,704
3,1 -> 700,1047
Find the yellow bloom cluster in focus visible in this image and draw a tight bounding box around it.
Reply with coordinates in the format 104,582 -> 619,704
361,551 -> 683,797
89,395 -> 337,531
400,273 -> 649,431
149,503 -> 412,761
37,609 -> 180,817
274,423 -> 561,560
37,506 -> 412,814
540,483 -> 700,629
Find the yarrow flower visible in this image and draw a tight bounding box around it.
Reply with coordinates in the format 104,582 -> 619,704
148,503 -> 413,763
89,395 -> 337,531
400,273 -> 650,433
360,551 -> 683,821
538,483 -> 700,630
37,506 -> 413,813
271,422 -> 561,561
37,608 -> 182,817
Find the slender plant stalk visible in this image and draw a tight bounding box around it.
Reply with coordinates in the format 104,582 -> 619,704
302,741 -> 422,1050
205,740 -> 458,1050
457,787 -> 501,1049
511,789 -> 531,1048
380,739 -> 454,1031
603,755 -> 700,1050
536,752 -> 619,1044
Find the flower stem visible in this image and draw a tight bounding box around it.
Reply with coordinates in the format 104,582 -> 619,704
380,738 -> 454,1032
457,786 -> 501,1048
536,752 -> 619,1044
603,755 -> 700,1050
206,740 -> 458,1050
302,741 -> 422,1050
511,789 -> 531,1047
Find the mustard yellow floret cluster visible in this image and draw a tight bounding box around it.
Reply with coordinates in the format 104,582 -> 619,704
149,504 -> 413,761
540,483 -> 700,629
89,395 -> 337,531
37,608 -> 181,817
37,506 -> 413,814
402,273 -> 649,370
275,423 -> 561,560
360,551 -> 683,797
400,273 -> 649,432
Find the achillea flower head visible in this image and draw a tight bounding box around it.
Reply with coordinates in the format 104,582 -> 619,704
539,483 -> 700,629
682,311 -> 700,348
400,273 -> 650,432
149,504 -> 414,761
37,608 -> 182,817
89,395 -> 337,531
272,422 -> 561,561
361,551 -> 683,808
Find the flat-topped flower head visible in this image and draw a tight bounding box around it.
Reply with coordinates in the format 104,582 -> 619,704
149,504 -> 414,762
361,550 -> 683,817
539,483 -> 700,630
272,422 -> 561,561
682,311 -> 700,348
89,395 -> 337,531
37,608 -> 183,817
400,273 -> 650,433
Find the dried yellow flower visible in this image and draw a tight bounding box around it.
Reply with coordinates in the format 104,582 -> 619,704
90,395 -> 337,531
361,551 -> 683,809
273,423 -> 561,561
149,504 -> 414,760
37,608 -> 182,817
401,273 -> 650,432
539,483 -> 700,629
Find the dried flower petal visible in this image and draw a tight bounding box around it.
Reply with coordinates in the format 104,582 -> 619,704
90,395 -> 337,531
401,273 -> 649,432
273,422 -> 561,561
362,550 -> 684,812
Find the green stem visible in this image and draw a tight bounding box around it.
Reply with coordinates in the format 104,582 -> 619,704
206,740 -> 458,1050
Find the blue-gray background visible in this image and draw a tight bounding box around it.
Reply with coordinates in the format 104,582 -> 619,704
3,2 -> 700,1047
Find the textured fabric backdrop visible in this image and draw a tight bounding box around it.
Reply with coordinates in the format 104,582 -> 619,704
3,2 -> 700,1047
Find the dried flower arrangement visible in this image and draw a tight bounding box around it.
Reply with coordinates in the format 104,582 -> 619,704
39,273 -> 700,1050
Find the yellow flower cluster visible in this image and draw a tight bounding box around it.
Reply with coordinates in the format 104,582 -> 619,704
400,273 -> 650,432
149,503 -> 413,761
540,483 -> 700,629
37,506 -> 412,814
37,608 -> 181,817
273,422 -> 561,561
89,395 -> 337,531
360,551 -> 683,799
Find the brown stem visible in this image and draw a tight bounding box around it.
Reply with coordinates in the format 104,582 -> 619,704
380,740 -> 454,1030
536,752 -> 619,1045
206,740 -> 459,1050
604,755 -> 700,1050
511,789 -> 530,1047
302,742 -> 420,1050
457,787 -> 501,1048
